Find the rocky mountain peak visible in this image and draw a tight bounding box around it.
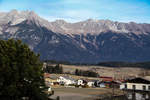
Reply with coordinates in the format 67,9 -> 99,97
54,19 -> 67,24
9,9 -> 18,15
0,10 -> 150,35
0,10 -> 150,63
85,19 -> 99,22
0,10 -> 41,25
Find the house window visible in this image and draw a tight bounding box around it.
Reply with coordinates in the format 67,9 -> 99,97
142,94 -> 146,98
143,85 -> 146,91
148,86 -> 150,90
133,85 -> 136,90
125,84 -> 127,89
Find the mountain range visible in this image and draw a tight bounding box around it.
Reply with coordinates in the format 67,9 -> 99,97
0,10 -> 150,63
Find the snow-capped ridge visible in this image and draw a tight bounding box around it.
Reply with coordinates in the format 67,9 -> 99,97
0,10 -> 150,35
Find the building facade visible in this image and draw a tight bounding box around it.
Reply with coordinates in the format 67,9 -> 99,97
120,77 -> 150,91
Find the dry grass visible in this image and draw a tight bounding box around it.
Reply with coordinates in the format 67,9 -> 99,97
61,64 -> 150,78
50,87 -> 124,100
50,73 -> 100,80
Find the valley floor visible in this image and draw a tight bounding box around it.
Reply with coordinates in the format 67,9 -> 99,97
61,64 -> 150,78
50,86 -> 124,100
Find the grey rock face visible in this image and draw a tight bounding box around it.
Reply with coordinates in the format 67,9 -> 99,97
0,10 -> 150,63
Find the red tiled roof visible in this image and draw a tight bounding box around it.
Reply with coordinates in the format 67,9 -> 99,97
100,76 -> 113,82
100,76 -> 113,79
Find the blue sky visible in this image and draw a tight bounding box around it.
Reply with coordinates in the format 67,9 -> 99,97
0,0 -> 150,23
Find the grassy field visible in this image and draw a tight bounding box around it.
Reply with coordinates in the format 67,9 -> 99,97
61,64 -> 150,78
50,73 -> 100,80
50,87 -> 124,100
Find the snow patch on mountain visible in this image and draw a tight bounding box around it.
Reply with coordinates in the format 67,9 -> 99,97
0,10 -> 150,36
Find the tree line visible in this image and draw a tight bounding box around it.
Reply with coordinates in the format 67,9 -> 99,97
74,69 -> 99,77
97,61 -> 150,69
43,64 -> 99,77
44,64 -> 63,74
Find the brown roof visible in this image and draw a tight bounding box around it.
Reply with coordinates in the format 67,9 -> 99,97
100,76 -> 113,79
44,73 -> 50,78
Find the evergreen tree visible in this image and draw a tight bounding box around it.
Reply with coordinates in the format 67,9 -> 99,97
75,69 -> 79,75
74,69 -> 99,77
0,39 -> 49,100
44,64 -> 63,74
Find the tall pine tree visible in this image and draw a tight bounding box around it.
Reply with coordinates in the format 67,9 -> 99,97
0,39 -> 49,100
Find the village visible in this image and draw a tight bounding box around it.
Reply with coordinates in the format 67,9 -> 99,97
43,63 -> 150,100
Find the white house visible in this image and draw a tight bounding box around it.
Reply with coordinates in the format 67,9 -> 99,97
57,76 -> 76,85
87,81 -> 95,87
77,79 -> 87,86
126,92 -> 149,100
120,77 -> 150,91
99,83 -> 106,88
